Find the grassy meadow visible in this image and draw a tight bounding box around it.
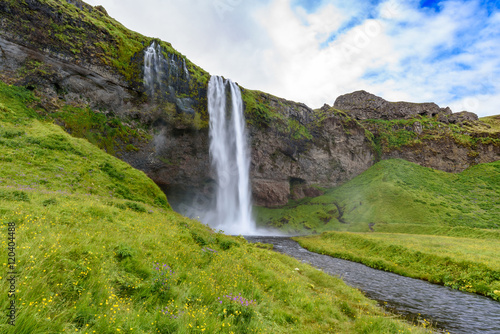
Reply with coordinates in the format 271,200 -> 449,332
0,82 -> 434,333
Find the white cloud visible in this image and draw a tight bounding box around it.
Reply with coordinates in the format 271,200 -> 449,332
84,0 -> 500,117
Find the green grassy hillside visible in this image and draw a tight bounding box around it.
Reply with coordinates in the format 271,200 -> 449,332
476,115 -> 500,133
0,82 -> 431,333
255,159 -> 500,235
0,82 -> 168,208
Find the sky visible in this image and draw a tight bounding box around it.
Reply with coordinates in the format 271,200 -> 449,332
84,0 -> 500,117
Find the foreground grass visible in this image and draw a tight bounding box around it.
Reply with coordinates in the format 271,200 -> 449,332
0,82 -> 431,333
256,159 -> 500,234
0,200 -> 432,334
295,232 -> 500,301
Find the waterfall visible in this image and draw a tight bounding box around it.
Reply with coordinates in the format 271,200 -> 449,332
144,42 -> 189,99
143,42 -> 164,97
143,41 -> 257,234
182,59 -> 190,80
206,76 -> 254,235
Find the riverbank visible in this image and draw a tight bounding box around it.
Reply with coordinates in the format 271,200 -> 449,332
248,236 -> 500,334
295,232 -> 500,301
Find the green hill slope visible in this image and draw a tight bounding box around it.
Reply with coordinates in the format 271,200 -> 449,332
256,159 -> 500,235
0,83 -> 429,333
0,82 -> 169,209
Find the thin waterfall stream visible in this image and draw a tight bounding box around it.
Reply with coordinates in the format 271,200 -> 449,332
143,42 -> 164,98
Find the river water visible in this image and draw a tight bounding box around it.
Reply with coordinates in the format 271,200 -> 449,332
245,236 -> 500,334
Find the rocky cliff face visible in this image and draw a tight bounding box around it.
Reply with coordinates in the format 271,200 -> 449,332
0,0 -> 211,201
1,0 -> 499,209
335,91 -> 500,174
0,0 -> 209,114
246,92 -> 374,206
381,136 -> 500,173
334,90 -> 453,120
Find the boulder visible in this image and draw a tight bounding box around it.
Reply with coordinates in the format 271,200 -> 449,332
448,111 -> 479,124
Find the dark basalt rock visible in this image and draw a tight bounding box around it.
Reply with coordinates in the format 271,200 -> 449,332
334,90 -> 453,120
65,0 -> 93,12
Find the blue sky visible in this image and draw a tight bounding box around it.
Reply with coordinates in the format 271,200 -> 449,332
85,0 -> 500,117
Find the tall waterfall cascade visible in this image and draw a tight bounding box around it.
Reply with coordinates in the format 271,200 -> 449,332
143,41 -> 257,234
206,76 -> 255,235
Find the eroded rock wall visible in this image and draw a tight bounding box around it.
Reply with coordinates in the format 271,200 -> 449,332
249,101 -> 374,206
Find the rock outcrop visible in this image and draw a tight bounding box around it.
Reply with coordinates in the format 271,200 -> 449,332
0,37 -> 132,112
334,90 -> 453,120
448,111 -> 479,124
380,135 -> 500,173
247,93 -> 374,206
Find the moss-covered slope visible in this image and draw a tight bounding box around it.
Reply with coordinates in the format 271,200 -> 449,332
0,81 -> 169,208
256,159 -> 500,234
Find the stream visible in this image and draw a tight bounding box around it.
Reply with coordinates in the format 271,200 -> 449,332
245,236 -> 500,334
